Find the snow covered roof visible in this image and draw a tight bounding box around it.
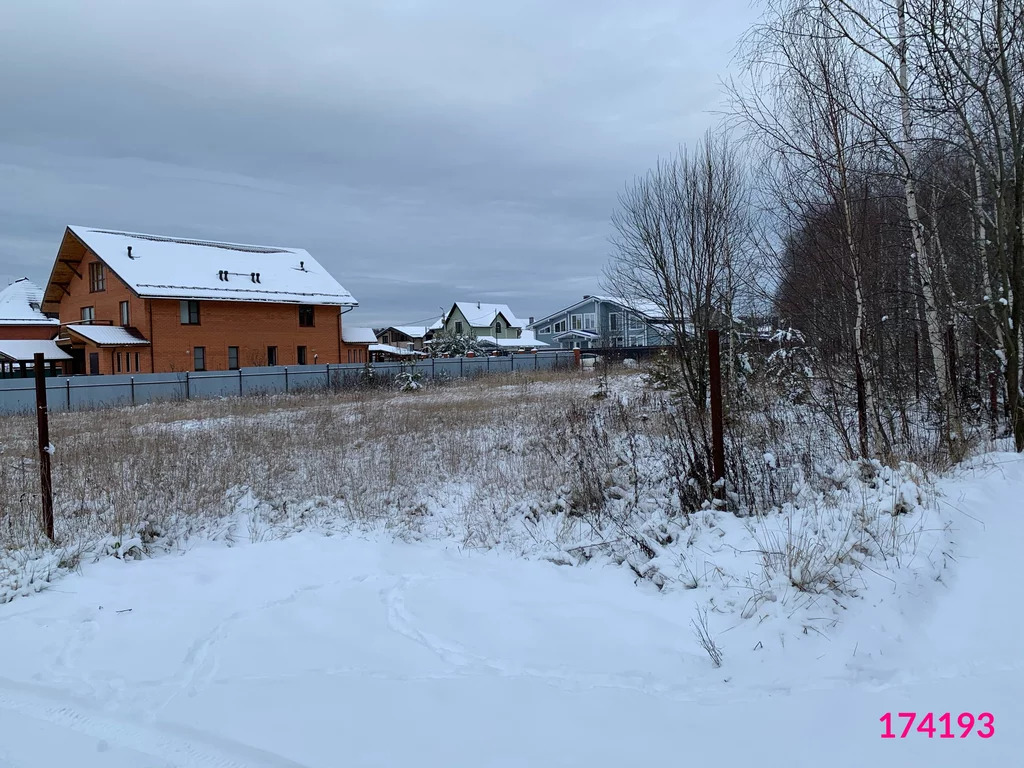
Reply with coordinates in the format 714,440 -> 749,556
553,329 -> 600,340
51,226 -> 357,307
342,326 -> 377,344
65,324 -> 151,347
386,326 -> 429,339
0,278 -> 59,326
518,329 -> 547,347
477,335 -> 549,348
369,343 -> 424,356
452,302 -> 525,329
0,339 -> 71,362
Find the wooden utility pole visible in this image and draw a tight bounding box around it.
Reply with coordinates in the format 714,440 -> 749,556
708,330 -> 726,504
33,353 -> 54,541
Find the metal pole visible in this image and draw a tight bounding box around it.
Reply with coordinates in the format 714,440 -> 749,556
65,378 -> 71,410
130,376 -> 135,406
240,368 -> 244,396
989,371 -> 999,436
34,353 -> 54,541
185,371 -> 190,400
708,330 -> 726,504
284,366 -> 289,393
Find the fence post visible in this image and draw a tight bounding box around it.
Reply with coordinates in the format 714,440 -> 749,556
460,356 -> 464,378
284,366 -> 289,393
708,330 -> 726,506
33,353 -> 54,541
432,356 -> 435,380
65,378 -> 71,410
130,376 -> 135,406
185,371 -> 190,400
989,371 -> 999,436
325,364 -> 330,390
240,368 -> 244,396
574,348 -> 581,368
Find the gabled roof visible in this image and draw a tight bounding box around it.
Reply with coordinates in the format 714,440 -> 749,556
64,325 -> 150,347
0,278 -> 59,325
528,296 -> 666,329
553,329 -> 600,340
384,325 -> 429,339
342,326 -> 377,344
0,339 -> 71,362
43,226 -> 357,311
450,302 -> 525,329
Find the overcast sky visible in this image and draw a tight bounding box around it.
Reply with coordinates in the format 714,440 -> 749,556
0,0 -> 757,327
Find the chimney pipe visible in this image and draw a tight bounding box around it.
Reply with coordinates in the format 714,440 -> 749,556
256,272 -> 261,283
300,261 -> 305,271
127,246 -> 133,259
251,272 -> 256,282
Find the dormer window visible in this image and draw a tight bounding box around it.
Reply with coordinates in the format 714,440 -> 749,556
89,262 -> 106,292
495,321 -> 503,334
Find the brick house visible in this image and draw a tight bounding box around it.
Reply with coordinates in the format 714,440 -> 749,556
40,226 -> 368,375
0,278 -> 59,340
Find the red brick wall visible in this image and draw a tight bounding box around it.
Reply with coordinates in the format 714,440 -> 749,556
147,299 -> 353,372
57,250 -> 144,334
0,325 -> 57,340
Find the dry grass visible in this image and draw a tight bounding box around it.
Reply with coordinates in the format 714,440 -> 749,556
0,368 -> 626,558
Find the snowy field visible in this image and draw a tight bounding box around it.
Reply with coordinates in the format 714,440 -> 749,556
0,371 -> 1021,765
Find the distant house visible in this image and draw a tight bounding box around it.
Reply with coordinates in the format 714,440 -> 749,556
0,278 -> 59,340
340,326 -> 376,363
439,302 -> 547,351
40,226 -> 365,375
527,296 -> 673,350
375,325 -> 433,351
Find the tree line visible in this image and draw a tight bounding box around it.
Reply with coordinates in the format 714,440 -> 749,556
606,0 -> 1024,457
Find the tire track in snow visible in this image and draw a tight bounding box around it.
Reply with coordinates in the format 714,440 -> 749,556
0,676 -> 311,768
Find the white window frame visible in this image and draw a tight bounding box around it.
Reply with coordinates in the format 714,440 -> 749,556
629,315 -> 644,330
80,306 -> 95,324
609,312 -> 621,332
553,319 -> 567,333
629,334 -> 644,346
570,314 -> 583,330
540,325 -> 551,334
583,313 -> 596,331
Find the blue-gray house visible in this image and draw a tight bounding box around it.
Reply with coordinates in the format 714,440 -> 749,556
527,296 -> 674,350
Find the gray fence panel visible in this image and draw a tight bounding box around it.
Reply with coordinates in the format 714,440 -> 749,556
0,351 -> 580,415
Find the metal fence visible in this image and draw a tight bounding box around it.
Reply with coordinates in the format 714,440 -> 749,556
0,351 -> 578,416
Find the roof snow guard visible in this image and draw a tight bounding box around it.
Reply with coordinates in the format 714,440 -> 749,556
54,226 -> 358,307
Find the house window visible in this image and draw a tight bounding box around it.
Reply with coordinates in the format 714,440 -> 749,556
609,313 -> 621,331
119,301 -> 130,326
298,305 -> 315,327
570,314 -> 583,330
125,352 -> 131,373
193,346 -> 206,371
629,315 -> 644,330
629,335 -> 644,347
540,326 -> 551,334
116,352 -> 122,373
583,313 -> 596,330
180,300 -> 200,325
80,306 -> 95,324
297,345 -> 307,365
228,346 -> 239,370
89,262 -> 105,292
612,336 -> 624,347
267,346 -> 278,366
553,319 -> 567,333
135,352 -> 141,371
495,321 -> 503,335
455,321 -> 464,335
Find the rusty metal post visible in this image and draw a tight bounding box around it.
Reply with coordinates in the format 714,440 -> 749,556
989,371 -> 999,436
33,353 -> 54,541
574,348 -> 581,369
708,330 -> 725,503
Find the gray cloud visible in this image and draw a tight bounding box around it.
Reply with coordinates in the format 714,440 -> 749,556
0,0 -> 756,326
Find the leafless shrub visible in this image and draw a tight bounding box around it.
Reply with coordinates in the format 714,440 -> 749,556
692,605 -> 724,667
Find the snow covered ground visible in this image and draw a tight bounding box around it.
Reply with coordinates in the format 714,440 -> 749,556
0,452 -> 1020,766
